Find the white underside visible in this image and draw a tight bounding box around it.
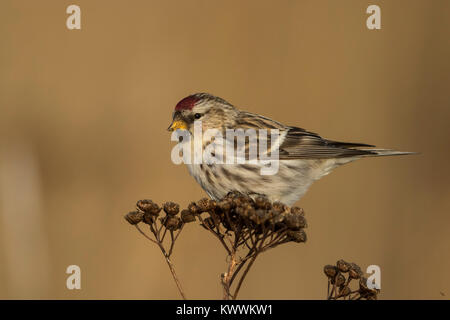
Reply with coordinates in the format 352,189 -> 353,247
186,157 -> 356,206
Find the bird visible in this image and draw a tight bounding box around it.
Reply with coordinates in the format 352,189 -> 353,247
168,93 -> 413,206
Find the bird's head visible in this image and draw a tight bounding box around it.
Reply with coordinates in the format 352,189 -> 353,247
168,93 -> 237,133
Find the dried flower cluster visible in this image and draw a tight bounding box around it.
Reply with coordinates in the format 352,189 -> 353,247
125,199 -> 186,299
187,191 -> 308,300
125,191 -> 308,300
190,191 -> 307,244
126,194 -> 381,300
324,260 -> 380,300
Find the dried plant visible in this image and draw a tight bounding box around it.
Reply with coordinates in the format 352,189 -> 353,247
324,260 -> 380,300
125,199 -> 186,299
125,191 -> 307,300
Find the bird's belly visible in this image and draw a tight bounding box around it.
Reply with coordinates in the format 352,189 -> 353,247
185,160 -> 332,205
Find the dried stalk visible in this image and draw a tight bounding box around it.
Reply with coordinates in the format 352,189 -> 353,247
324,260 -> 380,300
125,192 -> 308,299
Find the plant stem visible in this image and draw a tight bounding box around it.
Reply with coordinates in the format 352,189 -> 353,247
221,249 -> 238,300
232,251 -> 259,300
135,224 -> 187,300
162,251 -> 187,300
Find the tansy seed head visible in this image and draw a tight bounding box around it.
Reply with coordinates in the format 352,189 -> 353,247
164,216 -> 182,230
181,209 -> 196,223
285,213 -> 307,230
290,207 -> 304,216
232,196 -> 248,208
163,202 -> 180,216
187,202 -> 199,215
287,230 -> 307,243
124,211 -> 144,225
218,200 -> 232,212
196,198 -> 215,212
271,202 -> 287,215
254,196 -> 271,210
324,265 -> 338,278
136,199 -> 161,215
272,211 -> 287,229
349,263 -> 363,279
236,206 -> 255,219
255,209 -> 269,224
337,259 -> 352,273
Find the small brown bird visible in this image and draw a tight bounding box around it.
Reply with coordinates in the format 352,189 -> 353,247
168,93 -> 413,205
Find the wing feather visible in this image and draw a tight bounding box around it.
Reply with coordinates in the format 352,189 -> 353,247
279,127 -> 375,159
234,112 -> 376,160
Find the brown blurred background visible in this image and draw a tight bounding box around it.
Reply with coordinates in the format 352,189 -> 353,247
0,0 -> 449,299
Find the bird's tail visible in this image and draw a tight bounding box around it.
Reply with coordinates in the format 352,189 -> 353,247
360,149 -> 417,157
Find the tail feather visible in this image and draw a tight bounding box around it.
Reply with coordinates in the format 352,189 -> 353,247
360,149 -> 417,157
327,140 -> 375,148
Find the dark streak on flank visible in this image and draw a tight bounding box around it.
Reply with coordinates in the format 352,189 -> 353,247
221,167 -> 246,187
241,164 -> 259,173
205,167 -> 214,185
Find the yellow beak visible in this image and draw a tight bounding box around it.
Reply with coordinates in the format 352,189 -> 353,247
168,120 -> 188,132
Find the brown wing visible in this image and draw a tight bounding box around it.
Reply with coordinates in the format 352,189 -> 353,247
279,127 -> 376,159
233,112 -> 376,159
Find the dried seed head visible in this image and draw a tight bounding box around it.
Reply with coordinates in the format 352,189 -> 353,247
136,200 -> 161,215
196,198 -> 215,212
232,195 -> 252,208
209,200 -> 217,210
235,206 -> 245,218
181,209 -> 196,223
163,202 -> 180,216
324,265 -> 338,278
236,205 -> 255,219
287,230 -> 307,243
271,202 -> 287,215
255,209 -> 269,224
218,200 -> 232,212
285,213 -> 307,230
337,259 -> 352,273
349,263 -> 363,279
254,196 -> 271,210
187,202 -> 199,215
271,211 -> 285,224
290,206 -> 304,216
164,216 -> 182,230
298,215 -> 307,228
124,211 -> 144,225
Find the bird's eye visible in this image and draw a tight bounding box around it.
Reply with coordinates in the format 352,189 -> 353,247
194,113 -> 202,119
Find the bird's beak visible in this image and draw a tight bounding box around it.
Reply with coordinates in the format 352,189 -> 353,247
167,119 -> 188,132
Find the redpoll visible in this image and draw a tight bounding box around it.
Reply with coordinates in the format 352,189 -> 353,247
168,93 -> 413,205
